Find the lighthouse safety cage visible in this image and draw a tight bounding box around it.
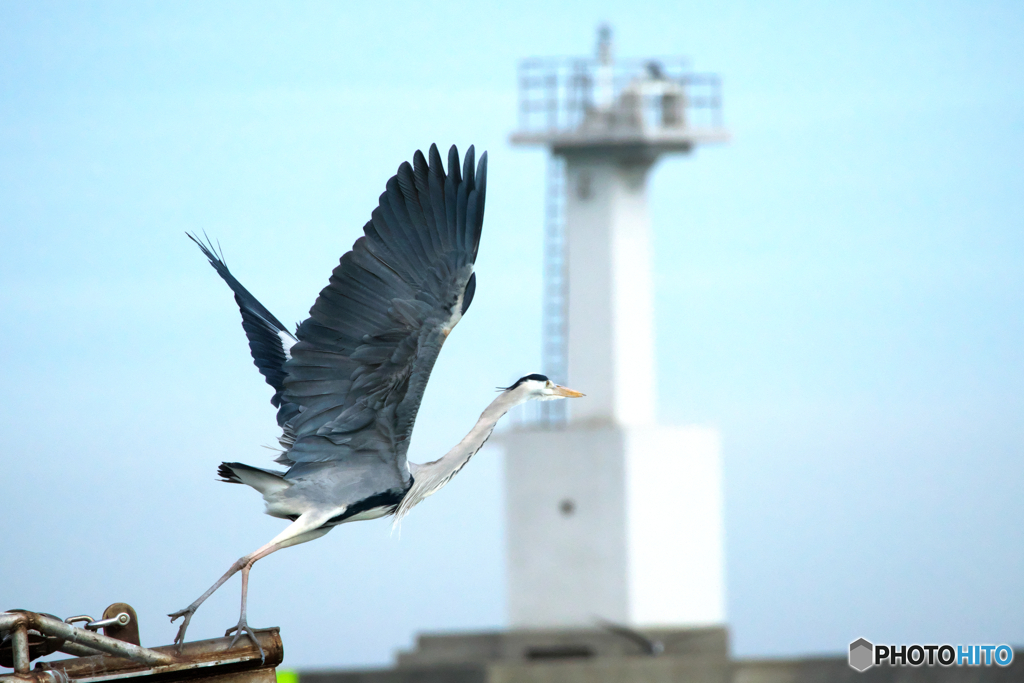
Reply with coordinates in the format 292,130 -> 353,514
514,57 -> 723,139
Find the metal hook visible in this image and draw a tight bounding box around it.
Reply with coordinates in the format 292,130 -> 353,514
63,613 -> 130,631
86,613 -> 131,631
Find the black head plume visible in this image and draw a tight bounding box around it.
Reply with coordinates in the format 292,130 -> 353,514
499,374 -> 549,391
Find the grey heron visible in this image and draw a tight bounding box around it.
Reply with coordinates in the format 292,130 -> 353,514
170,144 -> 583,654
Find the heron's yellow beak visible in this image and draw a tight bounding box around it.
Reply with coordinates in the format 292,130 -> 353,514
553,385 -> 585,398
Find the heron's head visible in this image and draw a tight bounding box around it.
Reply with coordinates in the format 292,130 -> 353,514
501,374 -> 585,401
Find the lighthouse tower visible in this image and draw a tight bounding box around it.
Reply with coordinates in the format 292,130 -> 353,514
501,28 -> 730,629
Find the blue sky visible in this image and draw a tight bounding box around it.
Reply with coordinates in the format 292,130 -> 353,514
2,0 -> 1022,669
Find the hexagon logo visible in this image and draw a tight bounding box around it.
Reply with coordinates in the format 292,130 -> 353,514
849,638 -> 874,672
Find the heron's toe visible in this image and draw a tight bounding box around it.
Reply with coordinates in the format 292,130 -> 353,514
169,610 -> 195,649
226,622 -> 265,664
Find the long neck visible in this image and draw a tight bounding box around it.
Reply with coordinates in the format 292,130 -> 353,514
395,389 -> 524,522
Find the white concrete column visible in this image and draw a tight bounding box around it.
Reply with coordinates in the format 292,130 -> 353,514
623,425 -> 726,626
500,423 -> 726,628
503,427 -> 630,627
562,153 -> 657,427
500,149 -> 725,632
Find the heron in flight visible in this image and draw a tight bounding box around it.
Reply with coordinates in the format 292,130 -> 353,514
169,144 -> 583,653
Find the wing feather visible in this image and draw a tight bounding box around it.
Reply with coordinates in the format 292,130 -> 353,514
276,144 -> 487,490
428,146 -> 453,253
188,233 -> 298,411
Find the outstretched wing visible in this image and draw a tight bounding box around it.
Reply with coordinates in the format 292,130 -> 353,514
278,144 -> 487,490
188,234 -> 298,414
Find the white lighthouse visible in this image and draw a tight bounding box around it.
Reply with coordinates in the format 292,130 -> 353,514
501,27 -> 730,629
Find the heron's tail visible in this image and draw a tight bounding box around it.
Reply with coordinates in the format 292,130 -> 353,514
218,462 -> 291,496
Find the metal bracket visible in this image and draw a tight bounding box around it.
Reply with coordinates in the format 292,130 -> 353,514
1,607 -> 282,683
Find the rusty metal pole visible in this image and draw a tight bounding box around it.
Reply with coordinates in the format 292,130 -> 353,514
9,625 -> 29,674
0,613 -> 173,667
2,610 -> 281,683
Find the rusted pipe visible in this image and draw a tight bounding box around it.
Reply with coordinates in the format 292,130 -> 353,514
0,670 -> 69,683
54,642 -> 104,658
0,612 -> 174,667
9,625 -> 29,674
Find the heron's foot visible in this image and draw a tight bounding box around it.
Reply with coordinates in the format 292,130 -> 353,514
168,606 -> 197,650
226,619 -> 265,664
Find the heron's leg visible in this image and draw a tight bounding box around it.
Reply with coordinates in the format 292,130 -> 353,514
169,511 -> 336,649
224,526 -> 331,659
168,557 -> 248,647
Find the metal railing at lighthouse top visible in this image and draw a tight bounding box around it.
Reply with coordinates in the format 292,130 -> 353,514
512,57 -> 727,151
